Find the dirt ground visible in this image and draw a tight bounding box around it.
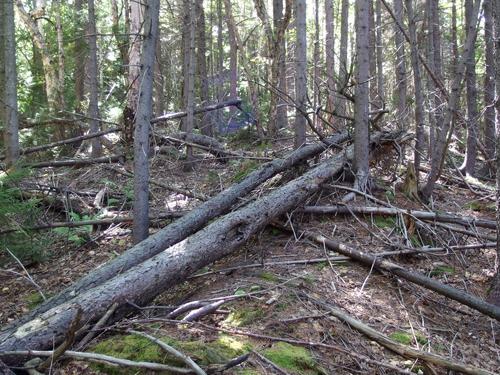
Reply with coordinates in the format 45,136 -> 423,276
1,137 -> 499,374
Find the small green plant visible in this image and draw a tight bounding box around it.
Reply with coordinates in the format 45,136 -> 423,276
225,306 -> 266,327
0,168 -> 49,263
429,264 -> 455,277
232,160 -> 260,182
53,212 -> 94,246
373,216 -> 396,229
390,331 -> 428,346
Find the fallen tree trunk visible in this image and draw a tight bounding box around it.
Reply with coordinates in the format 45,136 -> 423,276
19,128 -> 120,156
303,231 -> 500,321
2,132 -> 349,332
29,155 -> 124,169
0,212 -> 186,235
303,205 -> 497,230
155,132 -> 237,161
0,131 -> 377,361
151,99 -> 242,124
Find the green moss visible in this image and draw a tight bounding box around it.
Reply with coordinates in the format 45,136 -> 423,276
389,331 -> 428,346
225,306 -> 265,327
429,265 -> 455,277
373,216 -> 396,229
25,292 -> 46,310
262,342 -> 323,374
91,333 -> 251,374
258,271 -> 278,282
232,160 -> 260,182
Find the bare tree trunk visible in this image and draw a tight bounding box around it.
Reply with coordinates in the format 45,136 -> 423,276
338,0 -> 349,128
430,0 -> 444,153
153,38 -> 165,117
425,0 -> 436,157
223,0 -> 265,139
421,0 -> 481,200
226,0 -> 238,109
325,0 -> 335,124
406,0 -> 425,174
195,0 -> 213,137
87,0 -> 102,157
132,0 -> 160,243
353,0 -> 370,191
460,0 -> 479,176
312,0 -> 320,128
483,0 -> 496,163
368,0 -> 377,109
375,0 -> 385,108
15,1 -> 65,129
215,0 -> 224,127
393,0 -> 407,125
181,0 -> 196,170
111,0 -> 129,73
487,0 -> 500,307
123,0 -> 143,146
2,0 -> 20,167
74,0 -> 86,114
294,0 -> 307,148
274,0 -> 288,130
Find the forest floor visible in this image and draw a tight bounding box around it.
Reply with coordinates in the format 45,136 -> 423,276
1,132 -> 499,374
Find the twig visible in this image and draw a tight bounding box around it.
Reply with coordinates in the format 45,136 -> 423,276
4,248 -> 45,301
182,300 -> 226,322
77,303 -> 118,350
129,330 -> 206,375
252,350 -> 292,375
1,350 -> 191,373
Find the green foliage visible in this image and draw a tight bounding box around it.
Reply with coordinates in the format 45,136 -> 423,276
91,333 -> 251,374
52,211 -> 94,246
263,342 -> 324,374
389,331 -> 428,346
429,264 -> 455,277
258,271 -> 279,282
232,160 -> 260,182
0,168 -> 48,263
373,216 -> 396,229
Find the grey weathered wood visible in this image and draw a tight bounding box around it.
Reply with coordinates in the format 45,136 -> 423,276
29,155 -> 124,168
0,134 -> 361,361
1,132 -> 349,333
303,205 -> 497,230
132,0 -> 160,243
151,99 -> 242,124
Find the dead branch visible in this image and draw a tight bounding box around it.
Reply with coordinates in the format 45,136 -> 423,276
302,231 -> 500,321
0,212 -> 185,235
151,98 -> 243,124
182,300 -> 226,322
129,330 -> 206,375
0,350 -> 191,374
77,303 -> 118,350
303,205 -> 497,230
306,295 -> 495,375
29,155 -> 124,169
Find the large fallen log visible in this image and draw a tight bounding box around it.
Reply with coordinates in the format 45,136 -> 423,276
1,131 -> 387,362
303,205 -> 497,230
2,132 -> 349,332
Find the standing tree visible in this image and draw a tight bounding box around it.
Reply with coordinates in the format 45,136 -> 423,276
460,0 -> 479,176
132,0 -> 161,243
338,0 -> 349,128
123,0 -> 143,146
294,0 -> 307,148
353,0 -> 370,191
393,0 -> 407,124
181,0 -> 196,170
325,0 -> 335,124
87,0 -> 102,157
405,0 -> 424,174
483,0 -> 495,166
2,0 -> 20,167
